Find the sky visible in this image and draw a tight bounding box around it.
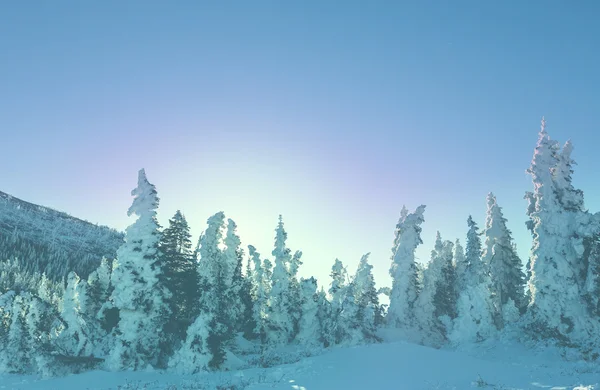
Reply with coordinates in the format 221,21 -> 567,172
1,1 -> 600,291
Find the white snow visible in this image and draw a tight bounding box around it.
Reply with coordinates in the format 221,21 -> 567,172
0,340 -> 597,390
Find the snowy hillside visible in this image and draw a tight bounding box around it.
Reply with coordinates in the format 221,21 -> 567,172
1,340 -> 597,390
0,190 -> 123,280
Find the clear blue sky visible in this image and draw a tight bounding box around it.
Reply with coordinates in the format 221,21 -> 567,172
1,1 -> 599,289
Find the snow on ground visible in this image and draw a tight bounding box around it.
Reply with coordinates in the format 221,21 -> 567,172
0,341 -> 598,390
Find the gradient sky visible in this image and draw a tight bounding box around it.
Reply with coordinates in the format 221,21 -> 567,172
1,1 -> 600,291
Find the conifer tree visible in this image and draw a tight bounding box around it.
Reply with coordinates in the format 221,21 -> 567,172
109,169 -> 171,370
388,205 -> 426,330
416,233 -> 454,345
482,193 -> 525,326
316,287 -> 332,347
524,119 -> 596,344
267,216 -> 294,345
195,212 -> 238,369
353,253 -> 381,338
160,211 -> 198,348
295,277 -> 322,349
58,272 -> 91,357
249,246 -> 270,343
453,239 -> 467,291
450,216 -> 495,345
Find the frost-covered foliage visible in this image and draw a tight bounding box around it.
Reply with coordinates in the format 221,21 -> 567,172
450,216 -> 495,345
267,216 -> 294,346
295,277 -> 321,349
192,212 -> 238,370
387,205 -> 426,330
415,233 -> 457,345
249,245 -> 271,344
109,169 -> 171,371
482,193 -> 525,326
57,272 -> 91,357
353,253 -> 381,339
453,239 -> 467,291
525,119 -> 599,346
0,190 -> 122,281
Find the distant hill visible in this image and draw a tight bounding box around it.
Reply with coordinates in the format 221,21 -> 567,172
0,190 -> 123,281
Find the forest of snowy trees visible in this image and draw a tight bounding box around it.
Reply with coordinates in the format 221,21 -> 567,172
2,118 -> 600,377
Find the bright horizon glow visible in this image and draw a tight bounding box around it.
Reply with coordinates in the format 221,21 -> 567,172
1,1 -> 600,291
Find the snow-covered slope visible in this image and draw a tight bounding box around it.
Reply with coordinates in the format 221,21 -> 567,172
0,191 -> 123,280
1,341 -> 597,390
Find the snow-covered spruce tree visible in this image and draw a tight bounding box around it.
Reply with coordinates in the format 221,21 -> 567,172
0,292 -> 31,373
416,233 -> 456,345
249,245 -> 270,344
453,239 -> 467,291
316,287 -> 332,347
288,250 -> 303,339
353,253 -> 381,339
58,272 -> 91,357
295,277 -> 322,349
482,193 -> 525,327
327,258 -> 348,345
337,282 -> 363,346
108,169 -> 171,371
81,258 -> 112,356
173,212 -> 238,371
433,240 -> 458,335
387,205 -> 426,331
160,210 -> 199,351
524,119 -> 597,345
241,252 -> 256,340
225,218 -> 249,336
524,118 -> 599,345
450,216 -> 496,345
27,295 -> 59,377
584,239 -> 600,317
267,215 -> 294,346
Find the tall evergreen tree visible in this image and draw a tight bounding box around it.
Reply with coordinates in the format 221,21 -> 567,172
224,218 -> 247,333
387,205 -> 426,330
160,210 -> 198,350
524,119 -> 597,344
450,216 -> 495,345
267,215 -> 294,345
453,239 -> 467,291
108,169 -> 171,371
482,193 -> 525,326
295,277 -> 322,349
353,253 -> 382,338
416,233 -> 455,345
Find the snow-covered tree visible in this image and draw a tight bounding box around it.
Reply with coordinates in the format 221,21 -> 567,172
109,169 -> 171,371
26,295 -> 58,377
453,239 -> 467,291
450,216 -> 496,345
387,205 -> 426,330
416,233 -> 456,345
0,293 -> 30,373
168,312 -> 212,374
190,212 -> 238,370
288,250 -> 303,339
353,253 -> 381,339
316,287 -> 332,347
524,119 -> 597,344
482,193 -> 525,326
58,272 -> 91,357
295,277 -> 322,349
267,215 -> 294,345
249,246 -> 271,343
224,218 -> 248,335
